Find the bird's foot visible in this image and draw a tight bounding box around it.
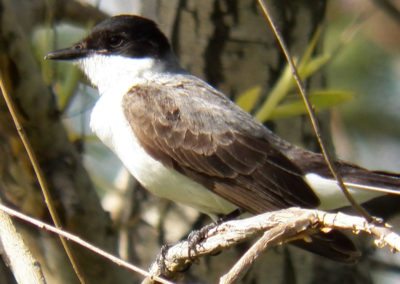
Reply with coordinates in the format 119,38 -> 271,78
186,209 -> 243,258
187,223 -> 216,259
155,244 -> 171,275
156,244 -> 193,275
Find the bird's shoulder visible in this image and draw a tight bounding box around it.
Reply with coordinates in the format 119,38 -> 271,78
123,73 -> 268,145
122,74 -> 319,211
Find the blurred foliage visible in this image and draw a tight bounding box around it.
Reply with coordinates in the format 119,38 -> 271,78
236,85 -> 353,120
237,27 -> 353,122
269,90 -> 353,119
34,25 -> 87,111
325,2 -> 400,171
327,27 -> 400,136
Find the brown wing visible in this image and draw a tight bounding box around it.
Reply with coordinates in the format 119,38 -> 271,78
123,75 -> 320,214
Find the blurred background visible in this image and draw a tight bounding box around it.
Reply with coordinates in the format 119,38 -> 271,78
0,0 -> 399,283
327,0 -> 400,172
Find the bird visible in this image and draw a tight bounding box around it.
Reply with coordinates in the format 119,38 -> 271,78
45,14 -> 400,263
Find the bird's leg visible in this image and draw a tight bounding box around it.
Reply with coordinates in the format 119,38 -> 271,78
217,208 -> 244,223
155,244 -> 171,275
187,208 -> 244,258
155,243 -> 193,276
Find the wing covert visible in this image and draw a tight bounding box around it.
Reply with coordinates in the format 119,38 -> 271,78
123,75 -> 320,213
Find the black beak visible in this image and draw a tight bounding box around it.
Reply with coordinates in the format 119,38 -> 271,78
45,45 -> 90,61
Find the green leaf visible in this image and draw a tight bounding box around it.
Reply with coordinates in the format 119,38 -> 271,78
299,26 -> 323,68
254,64 -> 293,122
299,53 -> 332,80
236,86 -> 262,112
253,27 -> 337,123
58,66 -> 82,113
268,90 -> 353,120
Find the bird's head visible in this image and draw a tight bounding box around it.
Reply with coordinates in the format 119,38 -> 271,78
46,15 -> 178,94
46,15 -> 171,61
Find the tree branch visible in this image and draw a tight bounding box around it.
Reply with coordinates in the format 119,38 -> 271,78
0,208 -> 45,284
0,203 -> 173,284
147,208 -> 399,282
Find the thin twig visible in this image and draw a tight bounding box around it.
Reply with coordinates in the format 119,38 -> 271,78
256,0 -> 373,222
0,203 -> 174,284
219,225 -> 287,284
0,73 -> 86,283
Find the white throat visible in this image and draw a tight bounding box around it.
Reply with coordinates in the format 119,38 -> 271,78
77,54 -> 164,96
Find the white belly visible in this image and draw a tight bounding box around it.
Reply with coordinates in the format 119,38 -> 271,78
305,173 -> 383,210
90,93 -> 236,218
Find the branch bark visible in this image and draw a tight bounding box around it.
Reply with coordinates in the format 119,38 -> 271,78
0,209 -> 46,284
146,208 -> 399,283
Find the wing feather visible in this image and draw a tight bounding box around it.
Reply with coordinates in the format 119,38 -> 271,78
123,75 -> 320,213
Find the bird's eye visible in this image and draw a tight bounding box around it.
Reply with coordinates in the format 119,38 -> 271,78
108,36 -> 125,48
73,43 -> 84,50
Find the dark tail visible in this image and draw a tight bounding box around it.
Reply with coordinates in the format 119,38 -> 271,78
345,169 -> 400,191
292,230 -> 360,263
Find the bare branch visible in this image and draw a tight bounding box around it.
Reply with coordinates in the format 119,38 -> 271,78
317,211 -> 400,251
147,208 -> 399,282
0,61 -> 86,284
0,209 -> 46,284
219,225 -> 289,284
0,203 -> 173,284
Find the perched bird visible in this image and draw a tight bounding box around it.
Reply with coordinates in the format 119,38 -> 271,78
46,15 -> 400,263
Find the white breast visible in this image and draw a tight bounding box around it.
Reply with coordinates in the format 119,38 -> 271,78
86,55 -> 236,217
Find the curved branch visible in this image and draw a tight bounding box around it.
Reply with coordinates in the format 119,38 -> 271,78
147,208 -> 399,282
